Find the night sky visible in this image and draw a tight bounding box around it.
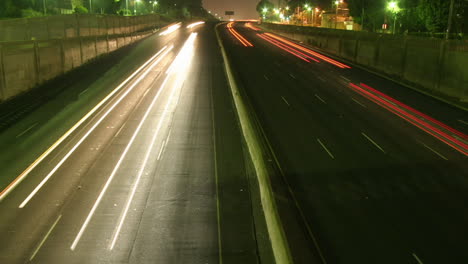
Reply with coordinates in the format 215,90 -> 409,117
203,0 -> 260,20
202,0 -> 332,20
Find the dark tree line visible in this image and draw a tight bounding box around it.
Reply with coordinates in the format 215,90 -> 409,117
348,0 -> 467,34
0,0 -> 205,18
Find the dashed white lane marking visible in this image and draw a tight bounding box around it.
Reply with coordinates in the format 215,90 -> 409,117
317,76 -> 326,82
315,94 -> 326,104
30,214 -> 62,261
351,97 -> 366,108
420,142 -> 448,160
317,138 -> 334,159
458,119 -> 468,126
157,140 -> 167,160
340,75 -> 350,82
264,75 -> 269,81
361,132 -> 386,153
289,73 -> 297,79
79,88 -> 89,97
412,253 -> 424,264
281,96 -> 290,106
16,123 -> 38,138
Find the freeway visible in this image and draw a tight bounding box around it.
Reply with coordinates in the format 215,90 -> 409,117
0,22 -> 261,263
219,22 -> 468,264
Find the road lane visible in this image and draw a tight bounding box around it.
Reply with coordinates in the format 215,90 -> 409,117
0,22 -> 263,264
221,22 -> 468,263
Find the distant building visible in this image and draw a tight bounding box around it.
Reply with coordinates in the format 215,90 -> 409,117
58,0 -> 74,14
321,1 -> 359,30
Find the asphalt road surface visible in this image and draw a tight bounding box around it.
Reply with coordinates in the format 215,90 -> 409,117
0,22 -> 261,264
219,22 -> 468,264
1,20 -> 467,264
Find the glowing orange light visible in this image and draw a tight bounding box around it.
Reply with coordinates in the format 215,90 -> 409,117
264,33 -> 351,68
257,34 -> 310,62
260,34 -> 320,62
227,22 -> 254,47
245,22 -> 261,31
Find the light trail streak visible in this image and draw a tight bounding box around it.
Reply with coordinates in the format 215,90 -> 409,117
227,22 -> 253,47
159,23 -> 181,36
349,83 -> 467,156
187,21 -> 205,29
19,47 -> 173,209
260,34 -> 320,62
0,46 -> 170,203
264,33 -> 351,68
257,34 -> 310,62
109,33 -> 197,250
245,23 -> 260,31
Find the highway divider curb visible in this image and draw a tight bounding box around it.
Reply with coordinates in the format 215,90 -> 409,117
215,22 -> 293,264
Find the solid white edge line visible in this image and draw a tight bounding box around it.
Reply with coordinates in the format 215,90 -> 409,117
281,96 -> 290,106
109,34 -> 196,250
361,132 -> 386,154
18,47 -> 173,209
29,214 -> 62,261
317,138 -> 335,159
0,46 -> 169,203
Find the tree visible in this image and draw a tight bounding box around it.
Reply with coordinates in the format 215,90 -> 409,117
256,0 -> 274,18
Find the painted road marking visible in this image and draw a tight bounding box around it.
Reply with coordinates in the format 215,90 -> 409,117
315,94 -> 326,104
281,96 -> 290,106
264,75 -> 269,81
79,88 -> 89,97
70,61 -> 175,250
1,46 -> 171,203
109,33 -> 197,250
458,119 -> 468,126
351,98 -> 366,108
16,123 -> 38,138
157,140 -> 167,161
289,73 -> 296,79
317,138 -> 334,159
30,214 -> 62,261
340,75 -> 350,82
317,76 -> 326,82
420,142 -> 448,160
412,253 -> 423,264
361,132 -> 385,153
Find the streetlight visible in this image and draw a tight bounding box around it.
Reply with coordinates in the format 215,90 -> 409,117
387,1 -> 400,34
134,0 -> 141,15
149,1 -> 158,13
89,0 -> 92,13
335,0 -> 341,29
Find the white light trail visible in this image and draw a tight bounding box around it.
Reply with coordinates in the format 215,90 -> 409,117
18,46 -> 173,208
159,23 -> 181,36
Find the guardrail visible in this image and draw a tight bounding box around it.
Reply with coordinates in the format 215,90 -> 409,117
0,15 -> 167,102
261,23 -> 468,108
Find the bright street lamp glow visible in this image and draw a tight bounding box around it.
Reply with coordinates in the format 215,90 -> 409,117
387,1 -> 400,13
262,8 -> 268,13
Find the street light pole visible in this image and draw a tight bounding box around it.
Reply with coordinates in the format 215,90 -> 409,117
43,0 -> 47,15
446,0 -> 455,40
89,0 -> 92,13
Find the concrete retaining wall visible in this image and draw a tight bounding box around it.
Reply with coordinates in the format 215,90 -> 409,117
260,23 -> 468,104
0,15 -> 166,102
